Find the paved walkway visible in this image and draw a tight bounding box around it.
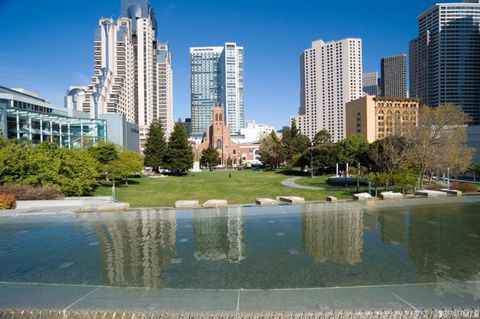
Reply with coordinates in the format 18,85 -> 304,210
281,177 -> 326,190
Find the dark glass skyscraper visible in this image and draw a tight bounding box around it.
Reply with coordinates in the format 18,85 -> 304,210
409,0 -> 480,124
380,55 -> 407,98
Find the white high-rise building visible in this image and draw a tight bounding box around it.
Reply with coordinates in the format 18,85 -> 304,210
65,0 -> 174,148
190,43 -> 244,139
293,39 -> 363,142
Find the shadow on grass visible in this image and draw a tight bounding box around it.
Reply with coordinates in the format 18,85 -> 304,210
275,168 -> 309,177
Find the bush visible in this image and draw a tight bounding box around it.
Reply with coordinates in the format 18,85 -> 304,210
0,193 -> 16,210
0,185 -> 64,200
450,182 -> 478,193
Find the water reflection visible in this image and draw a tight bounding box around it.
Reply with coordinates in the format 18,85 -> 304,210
94,210 -> 176,288
193,207 -> 246,263
378,210 -> 407,246
302,204 -> 364,265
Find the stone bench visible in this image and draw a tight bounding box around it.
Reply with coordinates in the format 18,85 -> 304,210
440,189 -> 463,196
202,200 -> 228,208
326,196 -> 338,202
256,198 -> 278,206
380,191 -> 403,200
276,196 -> 306,204
175,200 -> 200,209
353,193 -> 372,201
415,190 -> 448,197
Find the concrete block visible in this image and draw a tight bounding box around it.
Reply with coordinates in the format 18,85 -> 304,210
440,189 -> 463,196
255,198 -> 278,206
175,200 -> 200,209
276,196 -> 306,204
326,196 -> 338,202
202,200 -> 228,208
353,193 -> 372,201
415,190 -> 448,197
380,191 -> 403,200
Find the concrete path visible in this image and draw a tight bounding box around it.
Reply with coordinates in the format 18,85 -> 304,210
281,177 -> 326,190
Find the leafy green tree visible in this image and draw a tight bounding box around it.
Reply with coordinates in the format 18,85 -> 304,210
164,123 -> 194,175
281,120 -> 310,166
313,129 -> 332,146
296,144 -> 339,175
259,131 -> 284,168
200,145 -> 221,170
108,150 -> 144,185
88,142 -> 119,180
337,134 -> 369,165
57,149 -> 100,196
143,121 -> 167,173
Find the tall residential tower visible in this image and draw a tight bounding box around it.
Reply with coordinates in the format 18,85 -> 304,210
293,39 -> 363,142
409,0 -> 480,124
65,0 -> 174,149
380,55 -> 407,98
190,43 -> 244,139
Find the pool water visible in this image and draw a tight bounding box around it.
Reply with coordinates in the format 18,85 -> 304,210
1,198 -> 480,290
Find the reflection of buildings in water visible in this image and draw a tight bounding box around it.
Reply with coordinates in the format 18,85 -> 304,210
408,210 -> 480,293
378,210 -> 407,245
363,211 -> 378,230
194,207 -> 246,263
95,210 -> 176,288
302,204 -> 364,265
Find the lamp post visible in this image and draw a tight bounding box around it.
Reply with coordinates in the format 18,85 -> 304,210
447,167 -> 451,189
356,162 -> 360,193
112,181 -> 116,202
310,142 -> 314,178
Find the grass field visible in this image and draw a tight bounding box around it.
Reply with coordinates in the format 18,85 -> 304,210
94,170 -> 354,208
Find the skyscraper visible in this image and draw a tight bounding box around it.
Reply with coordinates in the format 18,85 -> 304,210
380,55 -> 407,98
293,39 -> 363,142
410,0 -> 480,124
65,0 -> 174,148
190,43 -> 244,139
362,72 -> 379,96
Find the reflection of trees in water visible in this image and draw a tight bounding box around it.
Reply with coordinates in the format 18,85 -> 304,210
408,207 -> 480,287
95,210 -> 176,288
302,204 -> 364,265
194,207 -> 246,263
378,210 -> 407,245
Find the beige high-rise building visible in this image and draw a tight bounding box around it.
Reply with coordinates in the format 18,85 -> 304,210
65,0 -> 174,149
345,96 -> 419,143
293,38 -> 363,142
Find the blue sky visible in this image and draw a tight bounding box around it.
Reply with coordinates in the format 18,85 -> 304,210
0,0 -> 439,129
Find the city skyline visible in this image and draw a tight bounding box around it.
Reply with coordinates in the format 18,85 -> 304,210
0,0 -> 446,130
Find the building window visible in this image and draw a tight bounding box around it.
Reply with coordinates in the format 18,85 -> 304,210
216,139 -> 222,150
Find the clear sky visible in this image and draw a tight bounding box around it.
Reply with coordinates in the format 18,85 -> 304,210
0,0 -> 441,129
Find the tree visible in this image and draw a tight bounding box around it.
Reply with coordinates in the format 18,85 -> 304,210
88,142 -> 119,180
404,104 -> 474,188
108,150 -> 144,185
296,144 -> 339,175
313,129 -> 332,146
143,121 -> 167,173
164,123 -> 194,175
200,145 -> 221,170
259,131 -> 284,168
281,120 -> 310,166
337,134 -> 369,165
366,136 -> 408,174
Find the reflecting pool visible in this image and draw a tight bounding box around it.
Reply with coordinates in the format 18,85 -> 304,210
1,198 -> 480,292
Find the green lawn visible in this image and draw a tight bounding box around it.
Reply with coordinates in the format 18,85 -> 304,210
94,170 -> 353,208
294,175 -> 334,188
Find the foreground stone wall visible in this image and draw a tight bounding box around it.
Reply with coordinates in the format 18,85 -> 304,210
1,309 -> 479,319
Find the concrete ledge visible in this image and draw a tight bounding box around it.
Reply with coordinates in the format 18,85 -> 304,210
175,200 -> 200,209
255,198 -> 278,206
415,190 -> 448,197
276,196 -> 305,204
326,196 -> 338,202
202,200 -> 228,208
440,189 -> 463,196
353,193 -> 372,201
380,191 -> 403,200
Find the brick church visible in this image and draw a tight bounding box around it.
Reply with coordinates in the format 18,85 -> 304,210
195,106 -> 241,166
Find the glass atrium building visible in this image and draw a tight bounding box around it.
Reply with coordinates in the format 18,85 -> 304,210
0,86 -> 107,148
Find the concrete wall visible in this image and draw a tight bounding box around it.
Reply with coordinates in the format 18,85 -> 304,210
100,113 -> 140,152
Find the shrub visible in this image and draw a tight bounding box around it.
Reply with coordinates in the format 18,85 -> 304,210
450,182 -> 478,193
0,193 -> 16,210
0,185 -> 64,200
